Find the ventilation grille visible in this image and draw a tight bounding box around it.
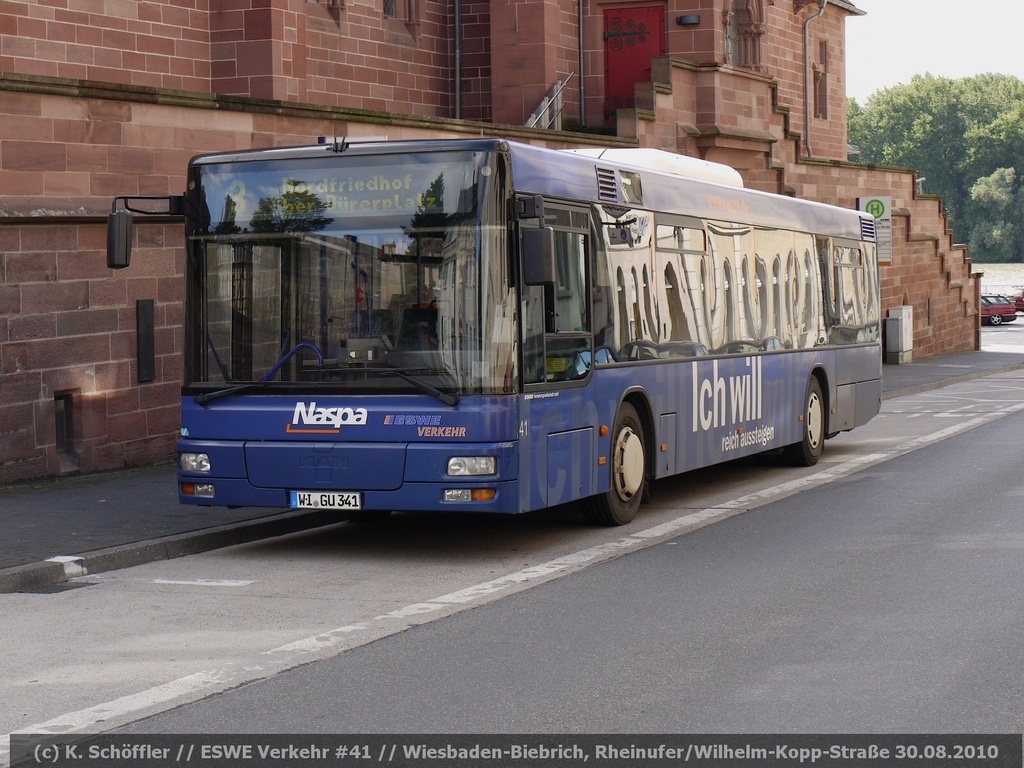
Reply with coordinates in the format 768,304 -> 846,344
860,216 -> 877,241
596,168 -> 619,202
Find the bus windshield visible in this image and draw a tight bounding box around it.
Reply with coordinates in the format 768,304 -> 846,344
184,149 -> 512,397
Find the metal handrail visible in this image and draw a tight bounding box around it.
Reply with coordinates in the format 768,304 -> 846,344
527,70 -> 576,129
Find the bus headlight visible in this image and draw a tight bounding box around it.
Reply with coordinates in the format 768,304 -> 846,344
446,456 -> 496,476
179,452 -> 211,472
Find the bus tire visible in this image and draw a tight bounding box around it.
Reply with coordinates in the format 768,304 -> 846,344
783,376 -> 825,467
582,402 -> 646,526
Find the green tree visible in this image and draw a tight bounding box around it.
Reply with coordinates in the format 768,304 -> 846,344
849,75 -> 971,231
967,168 -> 1024,263
962,103 -> 1024,189
846,97 -> 867,159
848,73 -> 1024,255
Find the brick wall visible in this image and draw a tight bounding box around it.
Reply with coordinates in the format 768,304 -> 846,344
0,0 -> 457,118
457,0 -> 494,122
0,0 -> 212,91
0,216 -> 183,483
302,0 -> 454,114
0,0 -> 857,151
490,0 -> 564,127
761,1 -> 850,161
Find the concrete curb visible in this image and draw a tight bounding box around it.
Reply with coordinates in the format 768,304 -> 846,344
0,509 -> 342,594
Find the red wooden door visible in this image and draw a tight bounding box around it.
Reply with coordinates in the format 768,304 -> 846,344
603,6 -> 665,125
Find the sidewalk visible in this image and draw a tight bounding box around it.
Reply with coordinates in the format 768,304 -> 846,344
879,348 -> 1024,398
3,348 -> 1024,593
0,465 -> 341,593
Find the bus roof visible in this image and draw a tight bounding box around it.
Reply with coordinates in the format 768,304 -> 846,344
504,141 -> 873,241
560,147 -> 744,187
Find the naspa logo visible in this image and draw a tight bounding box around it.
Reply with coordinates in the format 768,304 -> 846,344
287,401 -> 368,434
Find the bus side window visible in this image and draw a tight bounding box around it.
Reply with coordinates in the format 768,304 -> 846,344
546,227 -> 591,380
552,230 -> 588,333
521,205 -> 593,384
521,284 -> 546,384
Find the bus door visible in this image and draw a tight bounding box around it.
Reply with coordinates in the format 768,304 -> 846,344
518,201 -> 598,509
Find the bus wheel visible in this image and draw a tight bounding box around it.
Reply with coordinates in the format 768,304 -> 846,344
783,376 -> 824,467
582,402 -> 646,526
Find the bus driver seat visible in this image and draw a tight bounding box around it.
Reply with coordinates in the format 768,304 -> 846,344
397,303 -> 439,350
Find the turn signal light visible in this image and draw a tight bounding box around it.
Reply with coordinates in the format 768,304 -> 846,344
181,482 -> 215,498
443,488 -> 497,502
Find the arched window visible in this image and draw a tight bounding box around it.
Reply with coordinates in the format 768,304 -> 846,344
724,0 -> 765,71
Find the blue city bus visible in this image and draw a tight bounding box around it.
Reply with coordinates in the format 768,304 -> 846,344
107,137 -> 881,525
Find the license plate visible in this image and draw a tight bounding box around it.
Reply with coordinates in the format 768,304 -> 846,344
290,491 -> 362,510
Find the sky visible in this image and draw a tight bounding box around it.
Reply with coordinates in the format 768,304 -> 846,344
844,0 -> 1024,104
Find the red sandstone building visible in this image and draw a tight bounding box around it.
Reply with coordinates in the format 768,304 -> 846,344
0,0 -> 978,484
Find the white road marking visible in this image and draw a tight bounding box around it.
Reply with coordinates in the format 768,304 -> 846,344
150,579 -> 255,587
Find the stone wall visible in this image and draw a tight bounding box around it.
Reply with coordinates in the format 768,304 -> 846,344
0,0 -> 460,117
1,213 -> 181,483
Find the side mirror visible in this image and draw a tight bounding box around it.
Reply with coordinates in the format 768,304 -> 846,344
521,227 -> 555,286
107,209 -> 134,269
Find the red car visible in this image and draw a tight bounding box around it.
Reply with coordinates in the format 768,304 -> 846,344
981,294 -> 1018,325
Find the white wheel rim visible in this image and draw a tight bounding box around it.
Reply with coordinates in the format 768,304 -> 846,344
807,391 -> 823,450
614,427 -> 644,498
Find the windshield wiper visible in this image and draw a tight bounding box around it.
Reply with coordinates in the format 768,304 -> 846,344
193,382 -> 271,406
379,368 -> 460,406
